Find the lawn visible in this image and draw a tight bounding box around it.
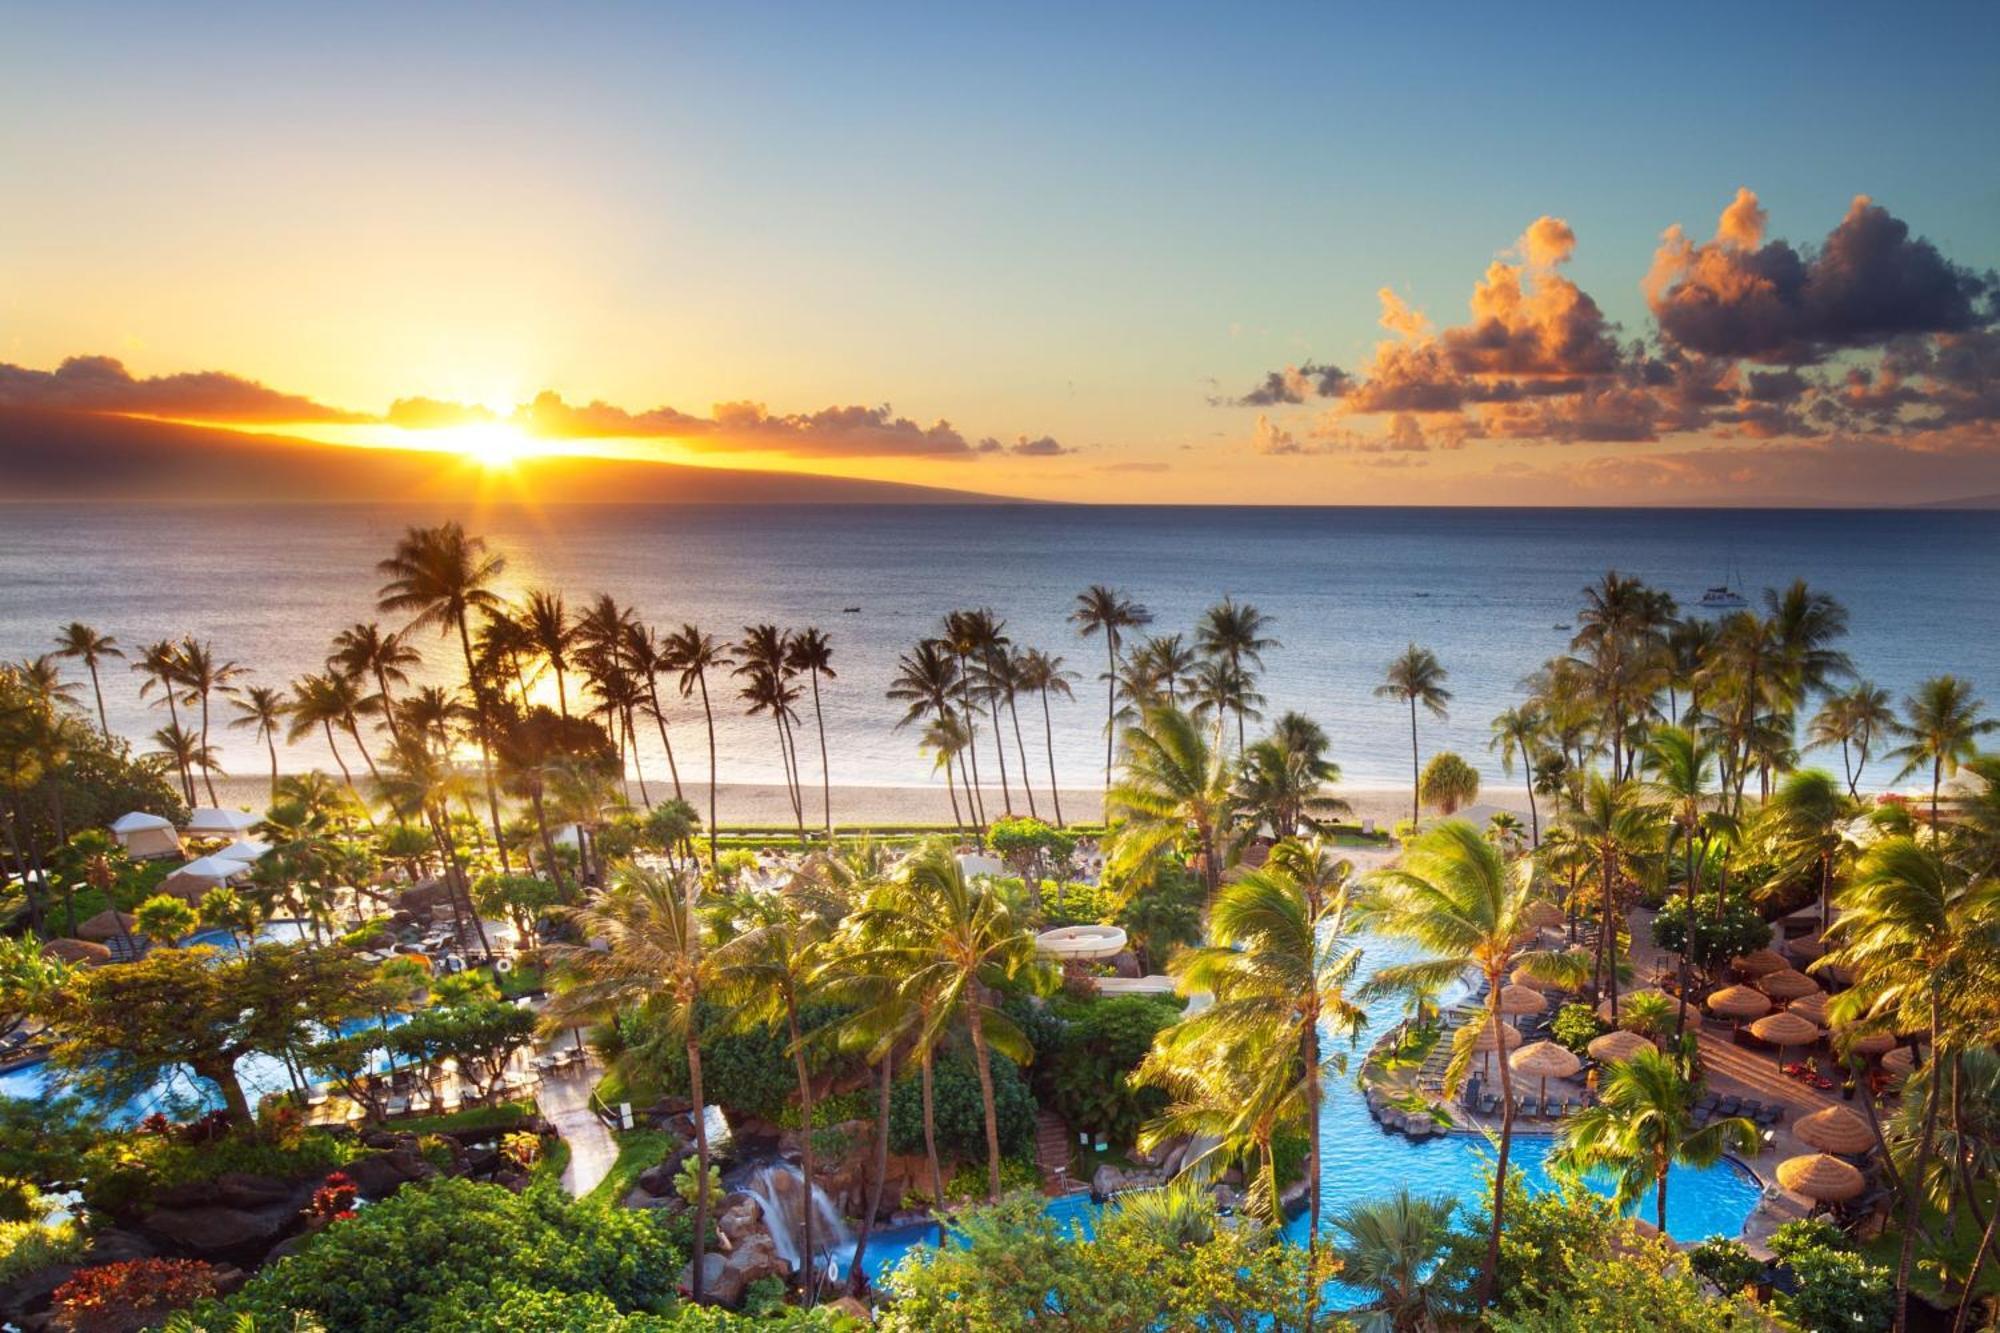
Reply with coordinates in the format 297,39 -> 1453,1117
584,1128 -> 678,1206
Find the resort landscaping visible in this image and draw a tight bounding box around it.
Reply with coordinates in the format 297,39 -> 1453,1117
0,528 -> 1996,1330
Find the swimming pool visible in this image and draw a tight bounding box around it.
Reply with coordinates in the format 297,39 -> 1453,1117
836,932 -> 1764,1294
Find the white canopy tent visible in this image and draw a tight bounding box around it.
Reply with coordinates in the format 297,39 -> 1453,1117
183,808 -> 260,840
215,838 -> 272,864
109,811 -> 182,861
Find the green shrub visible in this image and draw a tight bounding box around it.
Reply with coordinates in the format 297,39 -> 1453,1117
1549,1003 -> 1606,1055
1779,1246 -> 1894,1332
1768,1216 -> 1851,1262
0,1217 -> 86,1285
942,1156 -> 1040,1202
888,1053 -> 1036,1162
1687,1236 -> 1762,1293
1650,894 -> 1772,978
83,1129 -> 357,1216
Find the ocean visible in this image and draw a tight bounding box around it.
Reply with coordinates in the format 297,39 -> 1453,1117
2,503 -> 1995,797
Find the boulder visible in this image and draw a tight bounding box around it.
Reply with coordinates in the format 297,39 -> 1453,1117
715,1232 -> 786,1306
344,1149 -> 435,1201
680,1251 -> 728,1303
213,1172 -> 296,1209
140,1199 -> 297,1261
82,1230 -> 155,1265
715,1195 -> 764,1246
1108,951 -> 1143,979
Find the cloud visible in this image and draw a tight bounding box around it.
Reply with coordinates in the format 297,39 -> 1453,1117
386,397 -> 496,429
1647,191 -> 1995,363
1227,361 -> 1350,406
980,433 -> 1074,457
1097,460 -> 1169,473
0,355 -> 366,423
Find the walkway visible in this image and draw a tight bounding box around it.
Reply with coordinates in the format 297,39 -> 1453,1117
535,1058 -> 618,1198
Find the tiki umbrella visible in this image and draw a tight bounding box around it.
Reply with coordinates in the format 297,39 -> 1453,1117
1788,992 -> 1829,1025
1758,969 -> 1820,1002
1881,1045 -> 1922,1078
1598,987 -> 1668,1023
1588,1029 -> 1653,1063
1733,948 -> 1788,978
1511,963 -> 1557,992
76,909 -> 138,943
1707,984 -> 1774,1022
1794,1106 -> 1874,1156
41,938 -> 110,965
1497,984 -> 1548,1021
1777,1153 -> 1866,1203
1524,899 -> 1565,931
1839,1029 -> 1895,1059
1511,1040 -> 1582,1109
1749,1011 -> 1823,1067
1784,934 -> 1825,964
1472,1020 -> 1522,1078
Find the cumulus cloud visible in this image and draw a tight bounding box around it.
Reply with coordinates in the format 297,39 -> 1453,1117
386,397 -> 496,430
0,355 -> 366,423
1227,361 -> 1351,406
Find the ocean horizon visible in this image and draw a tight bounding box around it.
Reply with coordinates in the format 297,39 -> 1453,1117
3,502 -> 1995,799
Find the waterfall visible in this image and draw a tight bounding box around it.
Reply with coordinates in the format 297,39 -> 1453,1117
743,1163 -> 854,1284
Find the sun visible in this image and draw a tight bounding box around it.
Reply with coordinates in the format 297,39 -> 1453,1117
436,421 -> 534,468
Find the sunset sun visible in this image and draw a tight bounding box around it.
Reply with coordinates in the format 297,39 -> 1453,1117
438,420 -> 533,468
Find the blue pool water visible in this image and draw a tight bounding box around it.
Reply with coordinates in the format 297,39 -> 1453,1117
840,932 -> 1764,1298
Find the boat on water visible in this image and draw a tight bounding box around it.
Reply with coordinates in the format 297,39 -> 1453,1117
1697,584 -> 1749,610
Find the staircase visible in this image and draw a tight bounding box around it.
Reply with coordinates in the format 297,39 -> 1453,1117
1035,1110 -> 1086,1194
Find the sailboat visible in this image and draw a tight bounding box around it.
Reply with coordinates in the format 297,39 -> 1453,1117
1697,553 -> 1749,610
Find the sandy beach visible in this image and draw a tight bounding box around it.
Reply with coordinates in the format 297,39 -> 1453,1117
203,774 -> 1531,832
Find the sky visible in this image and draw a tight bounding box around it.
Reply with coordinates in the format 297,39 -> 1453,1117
3,2 -> 1998,504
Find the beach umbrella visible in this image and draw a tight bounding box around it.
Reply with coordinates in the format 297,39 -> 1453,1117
1838,1029 -> 1896,1058
41,938 -> 110,965
1784,934 -> 1825,963
1733,948 -> 1788,978
75,909 -> 138,943
1472,1022 -> 1524,1052
1776,1153 -> 1866,1204
1510,964 -> 1557,992
1511,1040 -> 1582,1107
1757,969 -> 1821,1002
1523,899 -> 1564,931
1597,987 -> 1668,1023
1881,1045 -> 1922,1078
1794,1106 -> 1875,1156
1749,1011 -> 1823,1066
1588,1030 -> 1653,1064
1788,992 -> 1830,1025
1496,984 -> 1548,1019
1707,985 -> 1774,1021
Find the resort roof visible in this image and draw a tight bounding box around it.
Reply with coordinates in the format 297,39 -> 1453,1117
215,838 -> 272,863
109,811 -> 173,833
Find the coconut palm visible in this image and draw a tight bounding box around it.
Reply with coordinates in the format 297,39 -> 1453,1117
1362,820 -> 1586,1310
372,736 -> 488,955
515,589 -> 576,717
1489,704 -> 1545,845
1126,633 -> 1198,711
1104,706 -> 1238,907
1764,578 -> 1853,712
981,647 -> 1041,822
148,724 -> 219,819
1234,714 -> 1349,838
619,621 -> 685,803
330,622 -> 421,746
286,674 -> 367,801
1758,768 -> 1859,934
1168,839 -> 1367,1256
1809,681 -> 1896,798
52,623 -> 121,736
1553,1047 -> 1758,1234
1643,725 -> 1734,1037
887,638 -> 977,828
664,625 -> 731,865
1138,1019 -> 1298,1224
786,628 -> 837,835
1376,645 -> 1451,829
1071,585 -> 1153,790
228,686 -> 290,800
735,625 -> 807,840
545,865 -> 716,1299
1329,1188 -> 1461,1333
171,637 -> 246,806
1569,571 -> 1672,779
1567,775 -> 1664,1021
1889,675 -> 1997,829
921,714 -> 970,836
1014,648 -> 1078,826
1196,597 -> 1279,753
1820,837 -> 2000,1331
1418,752 -> 1480,816
133,639 -> 193,802
1188,659 -> 1264,745
847,841 -> 1042,1201
375,523 -> 511,863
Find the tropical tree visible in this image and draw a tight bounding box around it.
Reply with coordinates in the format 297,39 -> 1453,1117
1329,1188 -> 1462,1333
735,624 -> 807,840
1071,585 -> 1152,790
133,640 -> 193,803
1234,713 -> 1349,838
888,638 -> 976,829
330,622 -> 421,746
1376,645 -> 1451,829
52,623 -> 121,736
1490,704 -> 1544,845
228,686 -> 290,801
1196,597 -> 1278,753
1419,751 -> 1480,816
1810,681 -> 1896,798
1553,1047 -> 1758,1234
663,625 -> 730,865
1015,649 -> 1079,826
621,621 -> 685,802
544,864 -> 716,1299
1104,706 -> 1238,907
170,638 -> 245,806
518,590 -> 576,718
1758,769 -> 1859,933
1889,675 -> 1996,828
1363,821 -> 1586,1310
1642,724 -> 1736,1036
786,627 -> 837,836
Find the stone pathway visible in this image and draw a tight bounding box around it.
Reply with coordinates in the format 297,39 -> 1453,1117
536,1060 -> 619,1198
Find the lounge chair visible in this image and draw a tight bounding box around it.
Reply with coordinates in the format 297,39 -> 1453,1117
1756,1104 -> 1783,1127
1479,1093 -> 1499,1116
1716,1096 -> 1742,1118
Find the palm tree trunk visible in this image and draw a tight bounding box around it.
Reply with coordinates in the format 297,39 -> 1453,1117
1006,695 -> 1038,820
264,733 -> 279,803
1305,1017 -> 1323,1273
1893,1006 -> 1945,1332
774,714 -> 806,842
322,721 -> 359,795
1480,995 -> 1517,1311
1040,687 -> 1064,826
688,1036 -> 711,1304
454,614 -> 511,872
1601,849 -> 1620,1025
986,692 -> 1014,817
921,1049 -> 944,1240
1408,696 -> 1421,828
810,669 -> 832,836
1103,638 -> 1117,790
1952,1201 -> 1999,1333
645,675 -> 685,801
1676,831 -> 1699,1039
531,788 -> 568,900
198,693 -> 219,804
1656,1150 -> 1670,1234
968,1008 -> 1004,1202
849,1051 -> 894,1298
787,1001 -> 818,1305
87,663 -> 109,736
553,665 -> 569,719
625,707 -> 652,809
697,671 -> 719,866
941,753 -> 963,837
1521,743 -> 1539,847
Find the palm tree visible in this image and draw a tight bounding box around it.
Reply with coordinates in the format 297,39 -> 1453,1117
735,625 -> 807,841
920,714 -> 970,836
1764,578 -> 1853,713
1127,633 -> 1198,711
171,637 -> 246,806
1820,837 -> 1997,1332
1759,769 -> 1858,934
375,522 -> 512,863
1329,1188 -> 1461,1333
1169,840 -> 1367,1259
545,865 -> 715,1299
849,842 -> 1042,1201
1196,597 -> 1278,753
943,610 -> 1013,818
1553,1047 -> 1759,1234
330,622 -> 421,746
664,626 -> 730,865
1568,775 -> 1663,1022
133,639 -> 193,803
1234,714 -> 1349,838
1071,585 -> 1153,790
1104,706 -> 1238,907
984,648 -> 1040,821
786,628 -> 837,836
286,674 -> 366,800
1643,725 -> 1732,1037
1188,659 -> 1264,744
887,639 -> 977,830
148,724 -> 217,814
1809,681 -> 1896,798
1375,645 -> 1451,829
1362,821 -> 1586,1310
1014,649 -> 1077,825
1489,704 -> 1544,845
52,624 -> 121,736
1138,1019 -> 1298,1224
517,589 -> 576,717
229,686 -> 290,801
622,621 -> 685,802
1889,675 -> 1997,829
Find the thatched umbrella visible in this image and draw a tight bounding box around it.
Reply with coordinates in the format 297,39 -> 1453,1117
1472,1020 -> 1523,1078
1776,1153 -> 1866,1204
1524,899 -> 1565,931
76,909 -> 138,944
1788,992 -> 1830,1025
1707,984 -> 1774,1022
1510,964 -> 1557,992
1794,1106 -> 1874,1156
1749,1011 -> 1823,1067
1733,948 -> 1788,978
1757,969 -> 1821,1002
1496,984 -> 1549,1021
1838,1029 -> 1896,1059
1784,934 -> 1825,964
1588,1029 -> 1653,1064
1597,987 -> 1668,1023
1511,1040 -> 1583,1108
1881,1045 -> 1922,1078
41,938 -> 110,965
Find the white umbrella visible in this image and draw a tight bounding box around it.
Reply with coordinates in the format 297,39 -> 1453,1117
172,855 -> 244,881
215,838 -> 271,863
184,808 -> 259,838
110,811 -> 174,834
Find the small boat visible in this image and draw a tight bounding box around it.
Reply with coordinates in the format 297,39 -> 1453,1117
1553,623 -> 1571,632
1697,585 -> 1748,610
841,606 -> 862,614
